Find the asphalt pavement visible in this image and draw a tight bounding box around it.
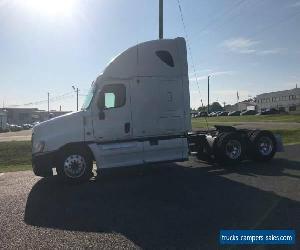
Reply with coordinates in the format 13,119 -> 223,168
0,145 -> 300,249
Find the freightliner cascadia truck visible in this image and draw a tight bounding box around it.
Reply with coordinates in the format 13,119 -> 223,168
32,37 -> 283,182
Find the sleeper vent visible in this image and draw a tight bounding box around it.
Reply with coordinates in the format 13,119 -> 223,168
155,50 -> 174,67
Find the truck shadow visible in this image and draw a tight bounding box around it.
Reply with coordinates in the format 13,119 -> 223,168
197,158 -> 300,179
196,144 -> 300,180
24,160 -> 300,249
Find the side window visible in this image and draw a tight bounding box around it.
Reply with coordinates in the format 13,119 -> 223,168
98,84 -> 126,109
104,92 -> 116,108
155,50 -> 174,67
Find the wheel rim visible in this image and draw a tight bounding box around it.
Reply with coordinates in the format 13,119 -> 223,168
257,136 -> 273,156
63,154 -> 86,178
225,139 -> 242,160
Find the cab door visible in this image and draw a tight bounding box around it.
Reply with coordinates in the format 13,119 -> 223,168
92,81 -> 132,141
90,80 -> 143,169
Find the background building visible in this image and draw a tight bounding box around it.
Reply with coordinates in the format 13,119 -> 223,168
256,87 -> 300,113
0,108 -> 71,125
224,100 -> 256,112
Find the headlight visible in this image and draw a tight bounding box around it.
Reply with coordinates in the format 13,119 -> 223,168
33,141 -> 45,153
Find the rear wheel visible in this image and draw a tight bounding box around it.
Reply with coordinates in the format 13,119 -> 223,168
57,149 -> 93,182
249,130 -> 276,162
214,132 -> 245,165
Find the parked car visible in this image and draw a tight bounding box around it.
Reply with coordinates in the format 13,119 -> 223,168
259,108 -> 280,115
210,111 -> 222,117
199,111 -> 208,117
228,111 -> 241,116
32,121 -> 40,127
241,110 -> 257,116
217,111 -> 229,116
22,124 -> 33,130
9,124 -> 22,131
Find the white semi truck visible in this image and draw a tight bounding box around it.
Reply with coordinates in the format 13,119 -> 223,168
32,37 -> 282,181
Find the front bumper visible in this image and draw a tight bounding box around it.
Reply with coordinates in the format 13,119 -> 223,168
32,152 -> 55,177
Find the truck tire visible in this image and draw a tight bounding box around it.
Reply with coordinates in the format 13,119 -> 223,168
214,132 -> 245,165
248,130 -> 276,162
57,148 -> 93,182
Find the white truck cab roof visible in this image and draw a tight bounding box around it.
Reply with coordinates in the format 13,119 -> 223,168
97,37 -> 188,81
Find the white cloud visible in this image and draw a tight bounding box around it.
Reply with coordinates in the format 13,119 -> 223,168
256,48 -> 286,55
189,75 -> 207,81
189,70 -> 235,82
211,70 -> 236,77
222,37 -> 285,56
190,68 -> 213,74
222,38 -> 259,54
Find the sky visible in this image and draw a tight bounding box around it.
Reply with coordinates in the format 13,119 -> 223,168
0,0 -> 299,111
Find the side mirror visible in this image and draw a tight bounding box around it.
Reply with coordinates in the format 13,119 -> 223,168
99,110 -> 105,120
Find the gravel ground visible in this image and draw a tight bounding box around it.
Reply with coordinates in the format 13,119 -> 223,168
0,145 -> 300,249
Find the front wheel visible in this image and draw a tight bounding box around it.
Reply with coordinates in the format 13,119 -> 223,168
57,149 -> 93,182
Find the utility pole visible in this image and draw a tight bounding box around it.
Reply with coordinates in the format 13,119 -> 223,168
72,85 -> 79,111
207,75 -> 210,114
159,0 -> 163,39
76,88 -> 79,111
47,92 -> 50,114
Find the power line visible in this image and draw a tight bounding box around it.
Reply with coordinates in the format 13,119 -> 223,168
194,0 -> 248,38
248,10 -> 300,39
197,0 -> 300,42
177,0 -> 211,130
5,90 -> 89,108
176,0 -> 201,96
6,91 -> 75,108
205,0 -> 300,40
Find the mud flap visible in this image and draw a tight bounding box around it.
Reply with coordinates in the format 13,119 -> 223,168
275,134 -> 284,152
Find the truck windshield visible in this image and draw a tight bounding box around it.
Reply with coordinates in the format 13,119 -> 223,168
82,82 -> 96,110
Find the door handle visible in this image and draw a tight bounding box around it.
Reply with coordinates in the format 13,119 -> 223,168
98,110 -> 105,120
124,122 -> 130,133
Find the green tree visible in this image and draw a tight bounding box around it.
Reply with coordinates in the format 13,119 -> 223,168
197,106 -> 206,112
210,102 -> 224,112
